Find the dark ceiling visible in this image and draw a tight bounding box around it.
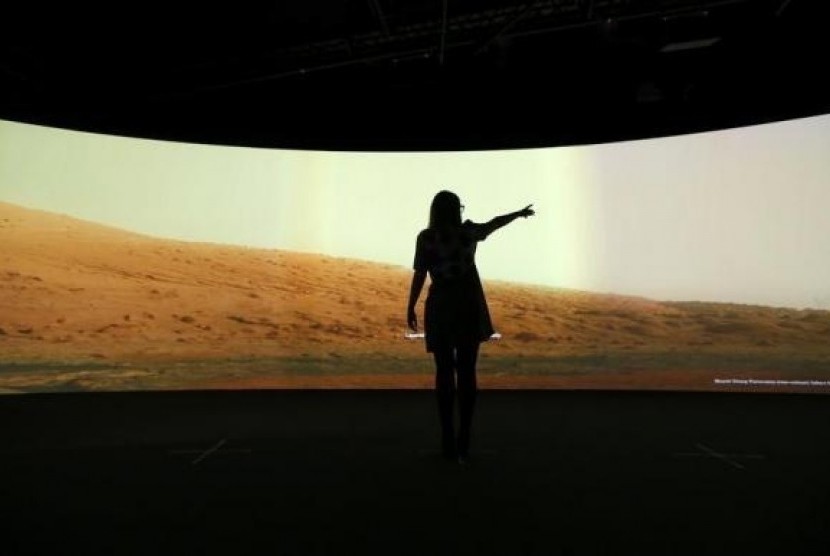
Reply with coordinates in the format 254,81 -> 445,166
1,0 -> 827,150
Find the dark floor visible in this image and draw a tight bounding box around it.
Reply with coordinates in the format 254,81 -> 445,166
1,389 -> 828,556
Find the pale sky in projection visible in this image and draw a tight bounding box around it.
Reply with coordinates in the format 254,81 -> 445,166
2,116 -> 830,309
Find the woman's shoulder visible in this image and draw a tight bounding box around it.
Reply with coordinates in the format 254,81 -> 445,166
462,219 -> 489,241
419,223 -> 478,244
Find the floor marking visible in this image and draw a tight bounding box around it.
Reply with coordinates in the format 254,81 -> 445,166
191,438 -> 227,465
167,438 -> 253,465
672,443 -> 766,470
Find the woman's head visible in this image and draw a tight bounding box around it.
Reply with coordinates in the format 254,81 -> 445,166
429,190 -> 462,229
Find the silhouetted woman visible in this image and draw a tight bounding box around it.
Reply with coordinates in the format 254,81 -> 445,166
407,191 -> 534,463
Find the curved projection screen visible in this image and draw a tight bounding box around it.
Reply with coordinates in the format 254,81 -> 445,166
1,116 -> 829,393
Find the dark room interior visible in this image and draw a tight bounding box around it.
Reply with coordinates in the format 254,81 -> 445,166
2,2 -> 829,555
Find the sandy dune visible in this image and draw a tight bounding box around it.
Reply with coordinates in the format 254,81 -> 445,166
2,201 -> 829,391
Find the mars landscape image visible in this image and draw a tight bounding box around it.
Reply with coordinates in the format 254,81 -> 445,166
3,114 -> 830,394
3,200 -> 829,394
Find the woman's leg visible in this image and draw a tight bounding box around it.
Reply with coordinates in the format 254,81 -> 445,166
455,340 -> 480,459
433,345 -> 456,458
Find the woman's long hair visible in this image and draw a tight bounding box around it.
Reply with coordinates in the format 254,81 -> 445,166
429,190 -> 462,230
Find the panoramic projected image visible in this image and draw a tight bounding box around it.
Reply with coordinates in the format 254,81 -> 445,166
1,116 -> 829,393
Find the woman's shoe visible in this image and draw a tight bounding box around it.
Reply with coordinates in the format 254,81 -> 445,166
456,431 -> 470,463
441,436 -> 457,461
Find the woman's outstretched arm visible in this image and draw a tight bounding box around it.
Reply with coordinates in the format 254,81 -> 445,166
407,269 -> 427,331
482,204 -> 535,236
